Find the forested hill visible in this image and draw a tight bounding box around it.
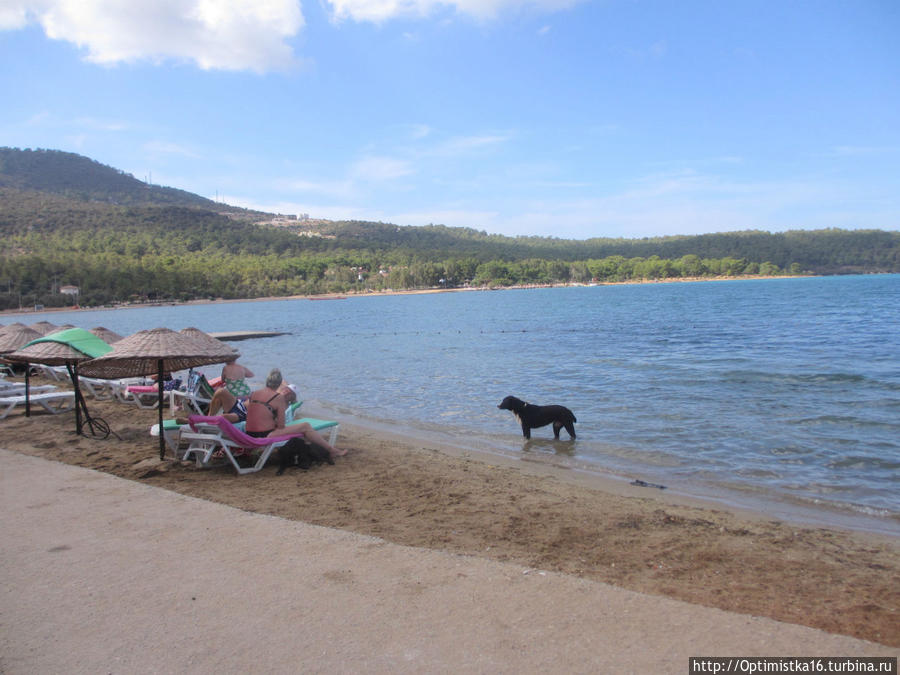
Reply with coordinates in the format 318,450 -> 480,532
0,147 -> 897,308
281,219 -> 899,275
1,147 -> 216,210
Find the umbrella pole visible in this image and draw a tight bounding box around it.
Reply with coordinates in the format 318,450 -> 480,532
24,361 -> 31,417
66,362 -> 84,436
157,359 -> 166,460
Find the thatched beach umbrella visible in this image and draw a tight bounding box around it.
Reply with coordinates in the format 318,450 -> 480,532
28,321 -> 58,336
180,327 -> 239,361
0,323 -> 42,352
48,324 -> 77,334
89,326 -> 124,344
7,328 -> 113,435
80,327 -> 234,459
0,324 -> 50,415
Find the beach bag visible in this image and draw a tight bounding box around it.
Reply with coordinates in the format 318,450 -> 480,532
163,378 -> 182,391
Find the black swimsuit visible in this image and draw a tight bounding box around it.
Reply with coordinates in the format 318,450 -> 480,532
247,393 -> 281,437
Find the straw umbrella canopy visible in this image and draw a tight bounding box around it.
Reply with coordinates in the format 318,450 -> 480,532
80,327 -> 235,459
0,324 -> 44,404
89,326 -> 124,344
48,324 -> 77,334
0,324 -> 42,355
180,327 -> 239,361
28,321 -> 58,336
6,328 -> 113,434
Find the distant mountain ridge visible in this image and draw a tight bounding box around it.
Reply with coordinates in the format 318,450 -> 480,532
0,147 -> 223,208
0,147 -> 897,308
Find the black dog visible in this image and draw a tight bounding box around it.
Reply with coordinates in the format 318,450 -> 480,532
497,395 -> 577,440
277,437 -> 333,475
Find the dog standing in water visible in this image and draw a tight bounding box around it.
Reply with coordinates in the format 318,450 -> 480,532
497,395 -> 577,440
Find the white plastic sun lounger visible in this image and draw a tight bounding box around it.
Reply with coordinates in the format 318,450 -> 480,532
151,413 -> 339,463
77,376 -> 120,400
179,415 -> 308,475
37,365 -> 69,381
0,383 -> 58,396
121,383 -> 181,409
0,391 -> 76,420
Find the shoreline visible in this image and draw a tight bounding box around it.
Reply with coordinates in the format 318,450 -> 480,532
0,389 -> 897,647
0,273 -> 816,316
305,401 -> 900,538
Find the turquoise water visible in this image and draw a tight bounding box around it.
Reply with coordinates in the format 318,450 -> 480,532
9,275 -> 900,533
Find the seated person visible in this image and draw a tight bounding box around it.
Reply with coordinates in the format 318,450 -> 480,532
193,358 -> 253,424
246,368 -> 345,460
206,377 -> 294,425
206,387 -> 247,424
279,382 -> 298,406
221,358 -> 253,398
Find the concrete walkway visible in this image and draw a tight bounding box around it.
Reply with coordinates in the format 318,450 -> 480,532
1,449 -> 895,674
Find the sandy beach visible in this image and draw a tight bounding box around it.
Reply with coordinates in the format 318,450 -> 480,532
1,380 -> 897,651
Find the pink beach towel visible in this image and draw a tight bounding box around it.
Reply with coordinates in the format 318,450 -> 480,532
187,415 -> 305,448
127,385 -> 157,394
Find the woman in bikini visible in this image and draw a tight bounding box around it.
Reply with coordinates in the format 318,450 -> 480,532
245,368 -> 346,460
199,358 -> 254,424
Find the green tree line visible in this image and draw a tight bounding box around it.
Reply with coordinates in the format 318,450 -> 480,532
1,147 -> 898,309
0,234 -> 793,309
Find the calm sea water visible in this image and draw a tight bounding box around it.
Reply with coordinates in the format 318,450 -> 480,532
9,275 -> 900,533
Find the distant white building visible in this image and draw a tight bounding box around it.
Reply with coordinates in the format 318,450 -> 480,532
60,285 -> 79,296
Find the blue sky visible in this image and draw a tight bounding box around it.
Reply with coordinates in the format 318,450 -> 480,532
1,0 -> 898,239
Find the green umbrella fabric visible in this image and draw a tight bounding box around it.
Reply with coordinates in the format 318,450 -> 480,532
27,328 -> 113,359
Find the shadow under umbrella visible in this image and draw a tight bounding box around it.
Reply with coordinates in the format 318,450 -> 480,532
6,328 -> 115,438
79,327 -> 235,459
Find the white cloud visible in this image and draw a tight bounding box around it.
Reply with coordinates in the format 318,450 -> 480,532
425,133 -> 512,157
75,117 -> 130,132
350,155 -> 414,181
327,0 -> 583,23
277,177 -> 357,200
370,169 -> 864,239
409,123 -> 432,139
215,163 -> 896,240
0,1 -> 34,29
3,0 -> 304,72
